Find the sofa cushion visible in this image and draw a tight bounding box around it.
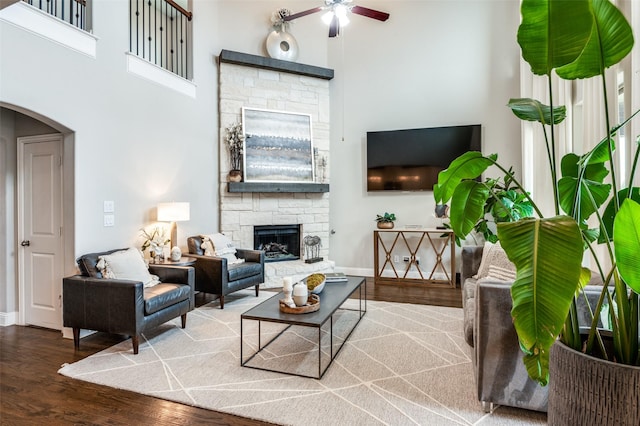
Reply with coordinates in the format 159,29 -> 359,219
464,297 -> 476,347
228,261 -> 262,281
97,248 -> 160,288
144,283 -> 191,315
76,248 -> 127,278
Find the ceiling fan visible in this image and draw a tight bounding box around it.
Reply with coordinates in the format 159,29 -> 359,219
283,0 -> 390,38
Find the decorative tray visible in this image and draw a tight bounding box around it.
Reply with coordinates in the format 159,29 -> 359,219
279,294 -> 320,314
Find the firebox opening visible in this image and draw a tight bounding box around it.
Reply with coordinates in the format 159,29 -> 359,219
254,224 -> 301,262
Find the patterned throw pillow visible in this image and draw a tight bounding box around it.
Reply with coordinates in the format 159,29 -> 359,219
474,241 -> 516,280
200,233 -> 244,264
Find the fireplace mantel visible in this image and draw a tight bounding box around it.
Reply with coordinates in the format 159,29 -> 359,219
228,182 -> 329,193
219,50 -> 334,80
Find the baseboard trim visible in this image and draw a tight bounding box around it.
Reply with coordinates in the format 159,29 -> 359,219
0,311 -> 18,326
336,267 -> 372,277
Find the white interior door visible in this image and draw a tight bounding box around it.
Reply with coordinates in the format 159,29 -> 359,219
18,134 -> 64,330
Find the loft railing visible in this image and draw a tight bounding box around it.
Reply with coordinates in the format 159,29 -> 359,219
129,0 -> 192,80
23,0 -> 89,31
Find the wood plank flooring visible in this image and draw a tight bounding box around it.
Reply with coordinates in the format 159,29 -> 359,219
0,278 -> 461,425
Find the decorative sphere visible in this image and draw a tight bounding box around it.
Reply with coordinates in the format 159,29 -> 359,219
170,246 -> 182,262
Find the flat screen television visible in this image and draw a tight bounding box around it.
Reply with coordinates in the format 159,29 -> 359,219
366,124 -> 481,191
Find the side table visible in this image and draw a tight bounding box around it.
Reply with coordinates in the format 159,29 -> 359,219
151,256 -> 196,267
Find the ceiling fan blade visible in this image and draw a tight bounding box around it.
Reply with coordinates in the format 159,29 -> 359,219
351,5 -> 390,21
328,14 -> 339,37
283,7 -> 324,21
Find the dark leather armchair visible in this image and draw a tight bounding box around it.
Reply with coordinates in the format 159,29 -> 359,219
187,236 -> 265,308
63,248 -> 195,354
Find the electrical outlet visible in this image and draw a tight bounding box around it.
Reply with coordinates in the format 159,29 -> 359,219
403,256 -> 410,262
393,255 -> 400,263
416,256 -> 421,265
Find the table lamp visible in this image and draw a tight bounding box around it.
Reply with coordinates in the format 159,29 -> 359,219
157,202 -> 190,250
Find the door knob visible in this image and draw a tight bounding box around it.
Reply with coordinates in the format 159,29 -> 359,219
21,240 -> 30,247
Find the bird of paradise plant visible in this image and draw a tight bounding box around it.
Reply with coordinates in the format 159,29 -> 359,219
434,0 -> 639,386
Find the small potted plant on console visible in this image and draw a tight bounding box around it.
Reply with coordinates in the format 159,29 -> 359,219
375,212 -> 396,229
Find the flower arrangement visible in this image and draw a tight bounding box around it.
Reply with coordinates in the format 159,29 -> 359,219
140,225 -> 170,254
225,122 -> 244,171
271,8 -> 292,31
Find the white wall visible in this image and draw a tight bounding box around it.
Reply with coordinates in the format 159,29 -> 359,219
0,0 -> 522,321
327,1 -> 522,274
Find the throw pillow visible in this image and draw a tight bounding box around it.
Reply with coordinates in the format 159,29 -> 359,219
200,233 -> 238,256
486,264 -> 517,282
474,241 -> 516,280
97,248 -> 160,288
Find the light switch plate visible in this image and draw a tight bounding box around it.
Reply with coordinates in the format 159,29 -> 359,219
104,214 -> 115,227
103,200 -> 114,213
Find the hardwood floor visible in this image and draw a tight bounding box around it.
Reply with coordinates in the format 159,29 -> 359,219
0,278 -> 461,425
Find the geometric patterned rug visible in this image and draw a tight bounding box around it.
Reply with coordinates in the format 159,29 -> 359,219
59,289 -> 546,425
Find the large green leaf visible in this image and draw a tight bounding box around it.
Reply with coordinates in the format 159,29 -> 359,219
599,187 -> 640,243
449,181 -> 490,239
579,136 -> 616,166
557,0 -> 635,79
434,152 -> 496,204
614,199 -> 640,294
558,153 -> 611,222
498,216 -> 584,385
518,0 -> 593,76
492,190 -> 535,222
508,98 -> 566,125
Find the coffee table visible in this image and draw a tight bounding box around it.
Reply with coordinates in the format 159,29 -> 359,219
240,276 -> 366,379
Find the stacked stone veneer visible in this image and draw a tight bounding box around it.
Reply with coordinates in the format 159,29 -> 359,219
218,52 -> 335,287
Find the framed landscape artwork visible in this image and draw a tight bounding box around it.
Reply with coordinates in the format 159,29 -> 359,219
241,107 -> 315,183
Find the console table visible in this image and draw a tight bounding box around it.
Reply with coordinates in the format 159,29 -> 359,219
374,229 -> 456,287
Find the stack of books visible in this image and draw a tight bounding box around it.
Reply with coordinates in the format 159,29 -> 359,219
325,272 -> 348,282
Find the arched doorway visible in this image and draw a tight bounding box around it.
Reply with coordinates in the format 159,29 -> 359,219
0,103 -> 75,331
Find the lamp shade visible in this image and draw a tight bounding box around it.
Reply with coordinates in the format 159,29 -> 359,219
157,202 -> 190,222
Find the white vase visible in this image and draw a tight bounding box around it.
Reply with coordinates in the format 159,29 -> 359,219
292,282 -> 308,307
265,28 -> 299,61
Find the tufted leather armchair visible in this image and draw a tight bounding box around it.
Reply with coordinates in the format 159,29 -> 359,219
62,248 -> 195,354
187,236 -> 265,309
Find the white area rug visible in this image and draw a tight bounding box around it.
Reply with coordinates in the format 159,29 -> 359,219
59,289 -> 546,425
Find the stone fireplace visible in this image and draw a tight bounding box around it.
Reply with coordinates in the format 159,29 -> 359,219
254,224 -> 301,262
217,50 -> 335,287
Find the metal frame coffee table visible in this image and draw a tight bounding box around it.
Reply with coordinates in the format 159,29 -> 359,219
240,276 -> 366,379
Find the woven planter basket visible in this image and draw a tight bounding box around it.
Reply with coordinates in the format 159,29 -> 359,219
549,340 -> 640,426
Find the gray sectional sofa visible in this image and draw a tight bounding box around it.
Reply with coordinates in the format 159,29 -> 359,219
461,245 -> 604,413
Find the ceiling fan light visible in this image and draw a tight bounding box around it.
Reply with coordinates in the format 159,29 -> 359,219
321,11 -> 333,25
335,5 -> 350,25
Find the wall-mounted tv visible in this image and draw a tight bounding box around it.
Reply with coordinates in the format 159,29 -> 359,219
366,124 -> 481,191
